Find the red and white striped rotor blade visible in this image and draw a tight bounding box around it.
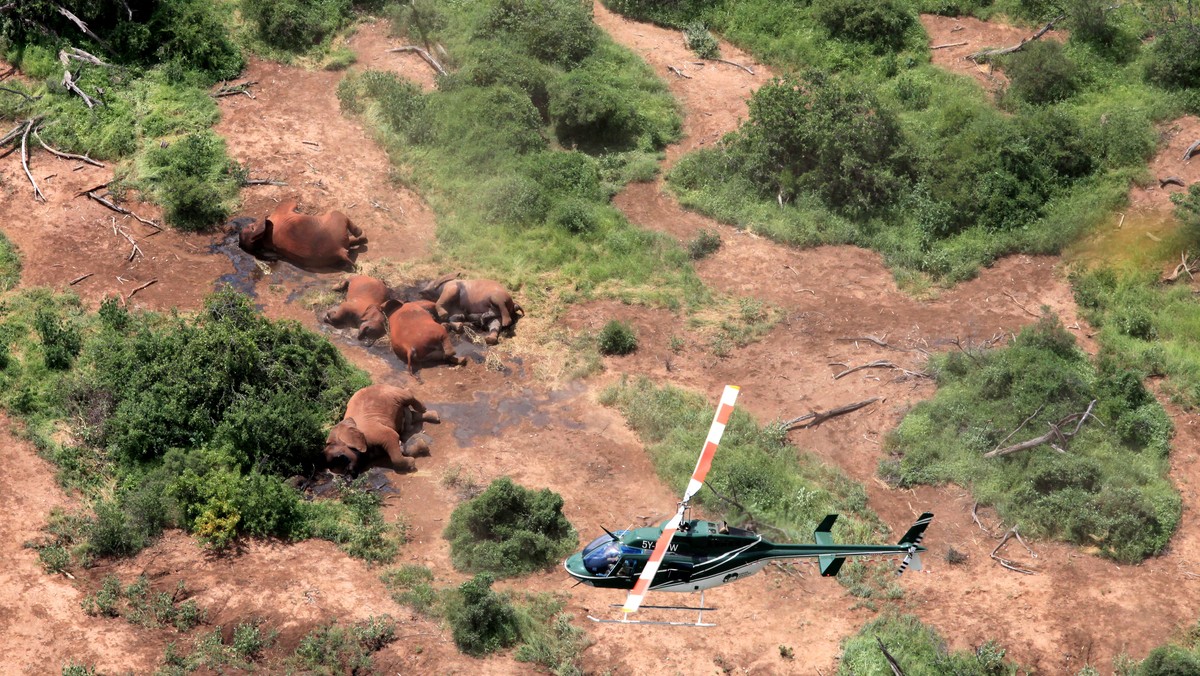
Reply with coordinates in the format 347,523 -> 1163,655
621,385 -> 739,616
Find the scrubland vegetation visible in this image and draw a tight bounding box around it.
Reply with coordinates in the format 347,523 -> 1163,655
603,0 -> 1189,283
5,289 -> 402,568
837,614 -> 1020,675
884,315 -> 1179,561
601,378 -> 880,543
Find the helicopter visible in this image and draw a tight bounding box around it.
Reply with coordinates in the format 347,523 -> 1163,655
563,385 -> 933,626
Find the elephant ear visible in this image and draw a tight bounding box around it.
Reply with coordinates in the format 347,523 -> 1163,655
421,272 -> 461,298
342,416 -> 357,429
381,298 -> 402,315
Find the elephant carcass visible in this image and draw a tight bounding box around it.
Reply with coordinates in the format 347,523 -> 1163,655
386,300 -> 467,373
324,384 -> 440,473
420,274 -> 524,344
323,275 -> 389,341
239,199 -> 366,270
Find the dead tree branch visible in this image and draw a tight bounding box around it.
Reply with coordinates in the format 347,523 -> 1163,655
781,398 -> 880,430
0,85 -> 38,102
702,481 -> 789,538
876,638 -> 908,676
242,177 -> 287,186
991,526 -> 1036,575
110,217 -> 142,261
971,502 -> 991,535
1160,175 -> 1186,188
387,46 -> 448,76
1163,251 -> 1199,283
983,400 -> 1099,458
667,65 -> 692,79
214,80 -> 257,99
969,15 -> 1064,62
833,360 -> 929,380
126,278 -> 157,301
68,272 -> 93,285
931,41 -> 968,49
56,6 -> 108,48
82,190 -> 161,230
1002,290 -> 1041,318
709,57 -> 754,75
989,404 -> 1044,455
20,119 -> 45,201
59,47 -> 108,67
1184,140 -> 1200,162
34,129 -> 103,167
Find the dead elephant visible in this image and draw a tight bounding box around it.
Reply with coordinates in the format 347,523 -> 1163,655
323,275 -> 389,342
385,300 -> 468,374
420,273 -> 524,344
324,384 -> 440,473
239,199 -> 366,270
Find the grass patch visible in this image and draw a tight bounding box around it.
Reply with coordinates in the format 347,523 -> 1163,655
337,0 -> 705,310
600,378 -> 879,543
837,614 -> 1021,675
4,289 -> 399,568
81,574 -> 205,632
443,477 -> 577,578
884,315 -> 1179,562
382,566 -> 590,670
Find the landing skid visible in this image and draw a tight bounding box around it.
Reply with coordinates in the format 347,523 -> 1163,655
587,591 -> 716,627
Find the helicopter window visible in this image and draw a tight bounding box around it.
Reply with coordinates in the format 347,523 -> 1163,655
582,534 -> 613,558
583,542 -> 622,575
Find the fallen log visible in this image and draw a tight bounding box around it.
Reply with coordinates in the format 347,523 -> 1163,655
56,5 -> 108,48
214,80 -> 257,98
387,46 -> 448,76
781,397 -> 880,430
1163,251 -> 1199,283
833,360 -> 929,380
126,278 -> 157,300
969,15 -> 1064,62
1160,175 -> 1186,188
931,41 -> 968,49
34,130 -> 104,167
667,65 -> 692,79
243,177 -> 287,186
709,57 -> 754,75
82,190 -> 162,230
983,400 -> 1099,458
1185,140 -> 1200,162
68,272 -> 93,285
20,119 -> 45,201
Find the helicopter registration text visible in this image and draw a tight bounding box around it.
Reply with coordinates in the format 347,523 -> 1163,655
641,541 -> 680,552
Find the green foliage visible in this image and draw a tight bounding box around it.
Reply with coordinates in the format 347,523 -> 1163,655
382,564 -> 439,614
444,477 -> 577,577
602,378 -> 878,541
133,131 -> 242,231
0,231 -> 20,291
478,0 -> 599,68
34,307 -> 81,370
446,574 -> 521,656
231,621 -> 276,660
732,72 -> 913,217
241,0 -> 351,50
887,315 -> 1179,561
684,21 -> 720,59
1145,7 -> 1200,90
1003,41 -> 1079,105
1140,645 -> 1200,675
292,615 -> 397,673
597,319 -> 638,355
81,574 -> 206,630
813,0 -> 915,52
687,229 -> 722,259
837,614 -> 1020,675
62,663 -> 99,676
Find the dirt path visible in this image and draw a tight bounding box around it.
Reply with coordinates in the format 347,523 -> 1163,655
596,3 -> 1200,673
920,14 -> 1067,95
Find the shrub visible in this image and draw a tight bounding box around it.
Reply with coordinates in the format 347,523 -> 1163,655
444,478 -> 576,577
294,616 -> 397,672
0,232 -> 18,292
146,0 -> 245,82
598,320 -> 638,355
477,0 -> 598,68
1003,41 -> 1079,105
232,621 -> 276,660
34,307 -> 81,370
241,0 -> 351,50
684,21 -> 720,59
135,131 -> 241,230
1145,17 -> 1200,90
446,574 -> 520,656
837,614 -> 1020,675
813,0 -> 914,51
549,66 -> 639,150
549,198 -> 600,234
1139,645 -> 1200,675
687,229 -> 721,259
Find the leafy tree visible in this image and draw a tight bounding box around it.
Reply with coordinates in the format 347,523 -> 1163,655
444,477 -> 577,577
1004,40 -> 1080,105
477,0 -> 598,68
1145,1 -> 1200,89
732,72 -> 913,216
813,0 -> 915,52
241,0 -> 352,50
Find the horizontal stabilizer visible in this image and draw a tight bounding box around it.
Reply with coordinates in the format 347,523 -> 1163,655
896,552 -> 922,575
818,554 -> 845,577
814,514 -> 837,546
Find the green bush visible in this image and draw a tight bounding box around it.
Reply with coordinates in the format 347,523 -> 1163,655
1003,41 -> 1079,105
0,232 -> 19,292
887,315 -> 1179,562
598,319 -> 638,355
813,0 -> 914,51
837,614 -> 1019,675
1140,645 -> 1200,675
549,198 -> 600,234
444,477 -> 577,577
684,21 -> 720,59
241,0 -> 351,50
1146,17 -> 1200,90
134,131 -> 241,230
687,229 -> 721,259
477,0 -> 598,68
293,616 -> 397,672
446,574 -> 520,656
34,307 -> 81,370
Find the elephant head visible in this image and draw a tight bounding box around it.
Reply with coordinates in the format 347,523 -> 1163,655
238,215 -> 274,255
356,304 -> 389,343
324,417 -> 367,473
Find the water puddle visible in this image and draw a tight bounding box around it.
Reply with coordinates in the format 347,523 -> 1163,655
432,382 -> 586,445
1064,210 -> 1187,272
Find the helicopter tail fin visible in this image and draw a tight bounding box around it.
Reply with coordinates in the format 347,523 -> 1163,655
814,515 -> 844,576
897,513 -> 934,547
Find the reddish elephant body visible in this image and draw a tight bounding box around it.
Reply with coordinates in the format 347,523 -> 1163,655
323,275 -> 389,341
386,301 -> 467,373
239,199 -> 366,270
324,385 -> 440,473
421,275 -> 524,344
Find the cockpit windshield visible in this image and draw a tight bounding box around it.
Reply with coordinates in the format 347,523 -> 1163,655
581,531 -> 642,576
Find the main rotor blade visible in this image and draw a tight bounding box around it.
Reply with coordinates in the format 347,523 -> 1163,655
622,385 -> 739,616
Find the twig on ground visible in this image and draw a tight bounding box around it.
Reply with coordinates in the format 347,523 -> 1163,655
667,65 -> 692,79
214,80 -> 257,98
991,526 -> 1036,575
126,278 -> 157,301
110,217 -> 142,261
243,177 -> 288,186
1002,291 -> 1040,318
69,272 -> 94,285
781,398 -> 880,430
969,15 -> 1064,62
833,360 -> 929,380
931,41 -> 968,49
708,57 -> 754,74
34,129 -> 104,167
20,119 -> 45,201
971,502 -> 991,535
82,190 -> 162,230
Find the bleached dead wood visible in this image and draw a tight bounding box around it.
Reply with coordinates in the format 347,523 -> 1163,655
781,397 -> 880,430
1160,175 -> 1186,188
82,189 -> 162,230
991,526 -> 1036,575
667,65 -> 692,79
931,41 -> 968,49
387,45 -> 448,76
214,80 -> 257,99
833,360 -> 929,380
1184,140 -> 1200,162
983,400 -> 1100,458
126,278 -> 157,300
968,15 -> 1064,62
34,130 -> 103,167
710,57 -> 754,75
1164,251 -> 1199,283
69,272 -> 93,285
20,119 -> 45,201
56,5 -> 107,47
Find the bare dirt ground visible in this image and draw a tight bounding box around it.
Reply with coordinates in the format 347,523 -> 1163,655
0,6 -> 1197,676
920,13 -> 1067,95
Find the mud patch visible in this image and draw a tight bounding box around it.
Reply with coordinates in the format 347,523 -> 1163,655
433,383 -> 586,445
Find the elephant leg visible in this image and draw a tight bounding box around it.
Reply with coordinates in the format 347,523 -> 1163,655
434,285 -> 458,322
332,278 -> 349,293
494,297 -> 513,328
382,433 -> 416,471
484,317 -> 502,345
347,235 -> 368,249
346,218 -> 364,238
443,336 -> 467,366
337,250 -> 356,271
